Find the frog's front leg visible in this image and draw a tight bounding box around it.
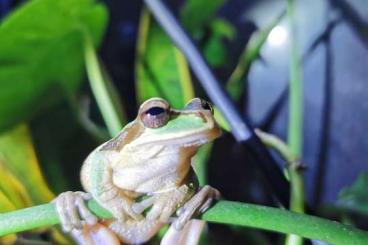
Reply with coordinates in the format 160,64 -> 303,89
107,185 -> 194,244
132,185 -> 194,223
83,151 -> 143,222
174,185 -> 220,230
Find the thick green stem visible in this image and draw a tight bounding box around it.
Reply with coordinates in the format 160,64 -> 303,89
84,35 -> 123,136
1,200 -> 367,245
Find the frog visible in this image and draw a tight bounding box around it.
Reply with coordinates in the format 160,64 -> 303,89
54,97 -> 221,244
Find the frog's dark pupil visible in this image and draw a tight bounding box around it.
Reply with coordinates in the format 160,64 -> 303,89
146,107 -> 165,116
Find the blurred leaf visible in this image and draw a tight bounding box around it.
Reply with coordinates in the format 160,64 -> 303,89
0,190 -> 16,212
337,171 -> 368,216
214,107 -> 230,132
136,9 -> 194,108
203,18 -> 235,67
211,18 -> 236,39
0,0 -> 108,132
180,0 -> 226,36
0,158 -> 32,209
226,11 -> 285,100
0,124 -> 54,204
0,234 -> 16,245
203,34 -> 227,67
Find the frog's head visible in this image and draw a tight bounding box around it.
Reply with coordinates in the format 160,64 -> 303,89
129,97 -> 221,148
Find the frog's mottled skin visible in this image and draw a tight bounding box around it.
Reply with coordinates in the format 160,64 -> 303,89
54,98 -> 221,244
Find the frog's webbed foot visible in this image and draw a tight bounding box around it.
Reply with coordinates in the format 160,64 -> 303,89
174,185 -> 220,230
53,191 -> 98,232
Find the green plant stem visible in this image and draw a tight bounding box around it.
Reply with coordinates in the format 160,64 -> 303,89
84,35 -> 123,136
255,130 -> 305,215
0,200 -> 367,245
286,0 -> 304,243
286,0 -> 302,156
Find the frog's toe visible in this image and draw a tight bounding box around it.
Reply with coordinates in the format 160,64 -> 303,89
54,192 -> 74,232
132,195 -> 155,215
75,193 -> 98,225
146,202 -> 162,221
174,185 -> 220,230
54,191 -> 97,232
159,207 -> 175,224
65,192 -> 83,229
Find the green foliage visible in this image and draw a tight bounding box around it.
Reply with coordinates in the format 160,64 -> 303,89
0,124 -> 53,205
180,0 -> 226,36
136,8 -> 194,108
338,171 -> 368,216
0,0 -> 108,132
203,19 -> 235,67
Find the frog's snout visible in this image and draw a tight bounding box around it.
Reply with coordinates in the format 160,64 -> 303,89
185,98 -> 214,114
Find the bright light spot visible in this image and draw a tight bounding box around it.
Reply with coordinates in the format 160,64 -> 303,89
267,25 -> 288,46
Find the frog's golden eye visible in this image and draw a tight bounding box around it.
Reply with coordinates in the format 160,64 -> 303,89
139,98 -> 170,128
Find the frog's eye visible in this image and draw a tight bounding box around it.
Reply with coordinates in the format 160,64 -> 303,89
141,106 -> 169,128
139,98 -> 170,128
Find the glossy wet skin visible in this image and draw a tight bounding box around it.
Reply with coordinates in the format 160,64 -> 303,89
55,98 -> 221,244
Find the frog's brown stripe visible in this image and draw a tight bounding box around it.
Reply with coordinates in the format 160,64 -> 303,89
101,121 -> 144,152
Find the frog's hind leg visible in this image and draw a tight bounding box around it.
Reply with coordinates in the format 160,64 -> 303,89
161,220 -> 205,245
108,219 -> 162,244
70,223 -> 121,245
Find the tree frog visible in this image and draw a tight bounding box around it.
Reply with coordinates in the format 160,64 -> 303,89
54,98 -> 221,244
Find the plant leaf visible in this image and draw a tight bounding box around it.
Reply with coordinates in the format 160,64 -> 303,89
0,124 -> 54,204
180,0 -> 226,36
135,9 -> 194,108
337,171 -> 368,216
0,0 -> 108,132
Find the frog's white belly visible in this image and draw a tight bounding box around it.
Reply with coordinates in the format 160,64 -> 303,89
111,145 -> 189,193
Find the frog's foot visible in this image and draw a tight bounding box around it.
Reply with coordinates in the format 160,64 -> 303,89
53,191 -> 98,232
144,185 -> 192,224
174,185 -> 220,230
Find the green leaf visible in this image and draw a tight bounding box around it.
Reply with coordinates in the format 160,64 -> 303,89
135,9 -> 194,108
180,0 -> 226,36
338,171 -> 368,216
0,159 -> 32,209
0,0 -> 108,132
210,18 -> 236,40
0,124 -> 54,204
